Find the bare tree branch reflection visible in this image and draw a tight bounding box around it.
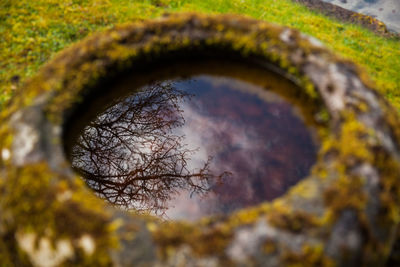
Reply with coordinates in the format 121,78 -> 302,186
71,82 -> 228,214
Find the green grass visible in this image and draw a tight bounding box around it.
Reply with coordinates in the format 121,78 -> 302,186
1,0 -> 399,109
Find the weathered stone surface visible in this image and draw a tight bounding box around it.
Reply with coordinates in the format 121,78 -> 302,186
1,13 -> 400,266
322,0 -> 400,33
294,0 -> 400,37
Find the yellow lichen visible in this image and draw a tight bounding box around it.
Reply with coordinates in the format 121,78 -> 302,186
282,244 -> 335,267
1,13 -> 399,265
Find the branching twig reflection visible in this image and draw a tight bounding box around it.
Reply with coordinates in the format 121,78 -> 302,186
71,82 -> 228,214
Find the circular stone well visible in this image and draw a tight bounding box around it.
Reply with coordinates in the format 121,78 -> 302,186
64,60 -> 319,221
1,13 -> 400,266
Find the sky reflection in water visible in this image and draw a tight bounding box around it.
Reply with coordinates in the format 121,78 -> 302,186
71,75 -> 317,220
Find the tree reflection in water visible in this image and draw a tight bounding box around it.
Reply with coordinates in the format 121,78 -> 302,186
71,82 -> 228,214
70,76 -> 317,220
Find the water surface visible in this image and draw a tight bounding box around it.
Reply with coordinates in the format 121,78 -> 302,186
67,64 -> 318,221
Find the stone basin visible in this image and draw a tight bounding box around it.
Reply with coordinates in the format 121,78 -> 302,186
1,13 -> 400,266
64,60 -> 318,221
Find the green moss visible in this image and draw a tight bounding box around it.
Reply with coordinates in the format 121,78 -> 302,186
0,13 -> 327,128
323,175 -> 367,220
282,244 -> 335,267
153,220 -> 233,258
0,163 -> 117,265
151,203 -> 272,259
267,207 -> 320,233
375,155 -> 400,226
1,11 -> 400,266
322,113 -> 375,164
1,0 -> 399,111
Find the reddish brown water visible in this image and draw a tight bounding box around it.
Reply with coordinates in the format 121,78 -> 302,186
67,68 -> 317,220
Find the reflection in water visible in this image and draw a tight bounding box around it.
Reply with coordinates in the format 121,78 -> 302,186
70,75 -> 317,220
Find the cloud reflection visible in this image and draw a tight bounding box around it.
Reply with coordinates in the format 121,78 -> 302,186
70,75 -> 317,220
164,77 -> 316,220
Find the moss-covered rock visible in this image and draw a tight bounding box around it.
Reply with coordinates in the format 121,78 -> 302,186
1,13 -> 400,266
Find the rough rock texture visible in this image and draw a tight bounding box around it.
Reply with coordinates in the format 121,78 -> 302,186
294,0 -> 394,36
321,0 -> 400,33
1,13 -> 400,266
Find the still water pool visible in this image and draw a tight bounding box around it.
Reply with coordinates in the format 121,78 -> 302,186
66,63 -> 318,220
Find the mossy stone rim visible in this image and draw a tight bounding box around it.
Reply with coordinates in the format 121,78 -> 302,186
2,13 -> 400,266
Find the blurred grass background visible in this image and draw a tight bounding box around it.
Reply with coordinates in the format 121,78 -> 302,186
1,0 -> 399,110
